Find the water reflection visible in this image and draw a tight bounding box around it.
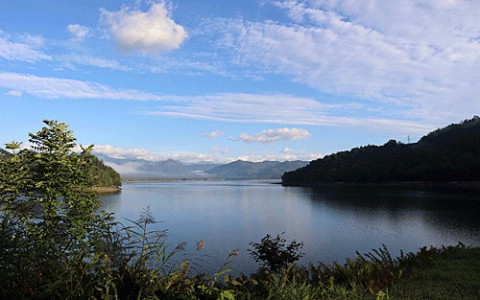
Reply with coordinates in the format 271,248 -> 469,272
301,186 -> 480,236
100,182 -> 480,275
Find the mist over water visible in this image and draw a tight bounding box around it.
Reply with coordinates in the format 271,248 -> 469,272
101,181 -> 480,275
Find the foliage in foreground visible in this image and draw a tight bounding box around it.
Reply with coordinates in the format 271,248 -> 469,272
391,247 -> 480,300
0,120 -> 477,299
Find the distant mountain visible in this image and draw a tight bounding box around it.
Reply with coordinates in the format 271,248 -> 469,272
94,154 -> 219,179
206,160 -> 309,179
94,154 -> 308,180
282,116 -> 480,186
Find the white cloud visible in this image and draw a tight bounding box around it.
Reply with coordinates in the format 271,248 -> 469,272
93,144 -> 156,160
202,130 -> 224,138
67,24 -> 91,41
101,2 -> 187,55
148,57 -> 229,77
59,54 -> 131,71
233,128 -> 310,144
0,34 -> 51,62
281,147 -> 293,153
150,93 -> 433,135
18,34 -> 46,48
150,93 -> 329,124
93,144 -> 230,164
0,71 -> 434,136
0,71 -> 170,101
5,90 -> 22,97
236,152 -> 322,162
214,0 -> 480,124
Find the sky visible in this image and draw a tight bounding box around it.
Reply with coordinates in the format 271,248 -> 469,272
1,0 -> 479,164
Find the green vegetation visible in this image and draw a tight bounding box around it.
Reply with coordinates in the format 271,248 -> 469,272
1,120 -> 479,299
248,232 -> 304,273
391,247 -> 480,300
283,116 -> 480,185
0,120 -> 119,298
91,154 -> 122,187
0,121 -> 121,189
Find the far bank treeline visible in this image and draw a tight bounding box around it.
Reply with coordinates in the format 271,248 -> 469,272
0,124 -> 121,189
282,116 -> 480,185
89,154 -> 122,187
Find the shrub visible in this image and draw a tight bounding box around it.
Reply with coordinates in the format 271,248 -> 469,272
248,232 -> 304,273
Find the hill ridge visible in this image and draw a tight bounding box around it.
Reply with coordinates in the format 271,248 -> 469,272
282,117 -> 480,185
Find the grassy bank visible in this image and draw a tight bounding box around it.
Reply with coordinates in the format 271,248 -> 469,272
222,244 -> 480,300
392,247 -> 480,299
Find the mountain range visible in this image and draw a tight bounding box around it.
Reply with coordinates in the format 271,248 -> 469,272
95,154 -> 309,180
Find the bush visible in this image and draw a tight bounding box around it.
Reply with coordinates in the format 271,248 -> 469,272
248,232 -> 304,273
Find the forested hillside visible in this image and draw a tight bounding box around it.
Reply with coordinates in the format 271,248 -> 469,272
89,154 -> 122,187
282,117 -> 480,185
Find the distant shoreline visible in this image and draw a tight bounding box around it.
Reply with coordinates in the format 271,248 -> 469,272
93,186 -> 122,194
281,181 -> 480,192
121,178 -> 282,183
121,178 -> 225,183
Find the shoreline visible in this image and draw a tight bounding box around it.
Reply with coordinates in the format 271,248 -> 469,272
93,186 -> 122,194
122,177 -> 225,183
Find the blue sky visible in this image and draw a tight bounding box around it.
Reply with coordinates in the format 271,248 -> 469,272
1,0 -> 479,163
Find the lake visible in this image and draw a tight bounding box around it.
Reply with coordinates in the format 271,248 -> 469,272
100,180 -> 480,275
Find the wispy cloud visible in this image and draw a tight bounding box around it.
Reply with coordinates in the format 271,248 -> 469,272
17,34 -> 46,48
5,90 -> 22,97
0,70 -> 433,135
67,24 -> 91,42
149,93 -> 433,135
93,144 -> 229,163
212,0 -> 480,123
232,128 -> 310,144
149,93 -> 329,124
101,2 -> 187,55
0,33 -> 51,62
93,144 -> 157,160
236,152 -> 322,162
58,54 -> 131,71
278,147 -> 323,161
0,71 -> 170,101
202,130 -> 224,138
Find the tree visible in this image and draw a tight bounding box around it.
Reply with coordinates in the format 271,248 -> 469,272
0,120 -> 117,298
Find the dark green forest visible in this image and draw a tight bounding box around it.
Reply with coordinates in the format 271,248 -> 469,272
89,154 -> 122,187
282,116 -> 480,185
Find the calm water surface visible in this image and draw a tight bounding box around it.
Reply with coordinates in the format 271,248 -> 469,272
101,181 -> 480,275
